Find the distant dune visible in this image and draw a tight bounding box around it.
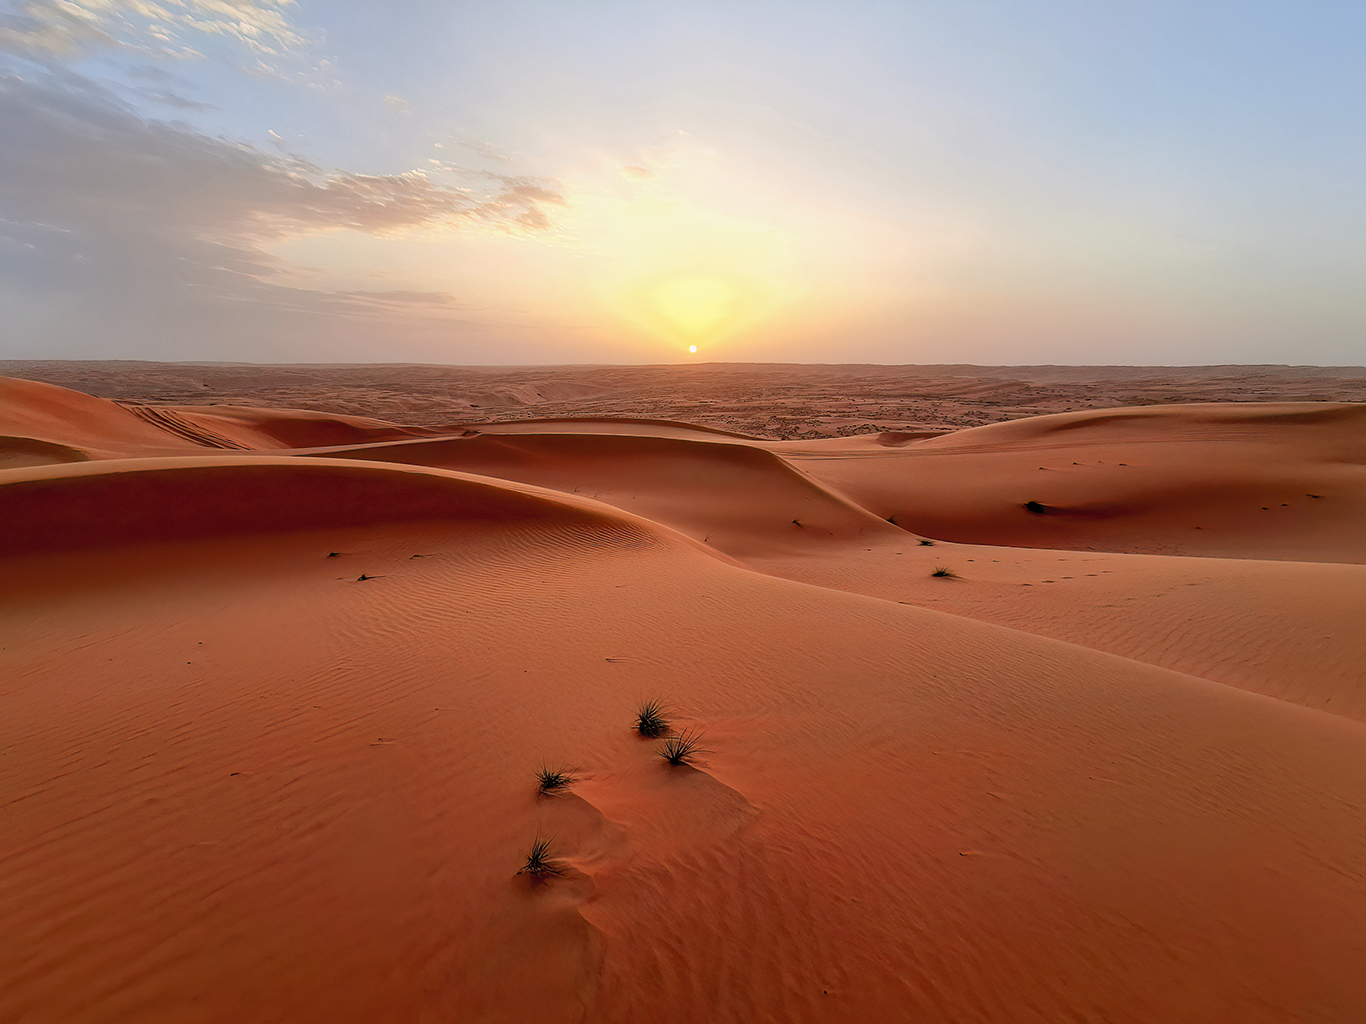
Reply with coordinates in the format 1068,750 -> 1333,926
3,369 -> 1365,1023
5,358 -> 1364,436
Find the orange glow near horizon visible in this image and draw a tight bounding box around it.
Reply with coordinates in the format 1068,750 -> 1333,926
266,141 -> 916,361
620,271 -> 765,352
650,276 -> 740,339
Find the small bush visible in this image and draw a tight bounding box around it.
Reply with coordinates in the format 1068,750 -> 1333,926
659,729 -> 706,767
918,539 -> 935,546
634,699 -> 671,737
517,836 -> 563,880
930,566 -> 959,578
535,765 -> 576,795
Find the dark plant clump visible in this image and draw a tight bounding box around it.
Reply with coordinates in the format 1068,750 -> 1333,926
659,729 -> 706,767
930,566 -> 959,578
634,699 -> 671,737
517,836 -> 563,880
918,539 -> 935,546
535,764 -> 576,795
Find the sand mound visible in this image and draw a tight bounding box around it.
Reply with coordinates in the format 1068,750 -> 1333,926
0,434 -> 91,468
786,402 -> 1366,561
5,375 -> 1366,1022
5,498 -> 1366,1023
0,377 -> 197,455
165,405 -> 439,450
874,429 -> 949,446
302,430 -> 903,558
744,535 -> 1366,723
0,456 -> 672,558
472,416 -> 765,439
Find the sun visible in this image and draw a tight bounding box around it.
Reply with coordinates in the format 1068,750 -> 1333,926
688,344 -> 698,354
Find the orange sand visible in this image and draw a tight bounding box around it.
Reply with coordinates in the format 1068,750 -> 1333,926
3,374 -> 1365,1023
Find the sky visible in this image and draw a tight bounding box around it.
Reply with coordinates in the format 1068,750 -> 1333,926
0,0 -> 1363,366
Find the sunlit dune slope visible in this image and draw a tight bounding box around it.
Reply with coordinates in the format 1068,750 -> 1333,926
744,537 -> 1366,723
777,402 -> 1366,562
0,376 -> 198,456
3,459 -> 1366,1023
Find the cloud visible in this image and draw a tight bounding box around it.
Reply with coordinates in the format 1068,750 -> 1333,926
432,135 -> 515,165
0,0 -> 306,61
1,72 -> 563,240
336,291 -> 464,307
0,72 -> 565,358
139,87 -> 214,110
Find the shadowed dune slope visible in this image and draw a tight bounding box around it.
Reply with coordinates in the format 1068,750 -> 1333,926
161,409 -> 758,452
3,495 -> 1366,1024
170,405 -> 441,450
468,416 -> 764,439
0,434 -> 91,469
296,431 -> 905,558
778,402 -> 1366,562
0,457 -> 679,558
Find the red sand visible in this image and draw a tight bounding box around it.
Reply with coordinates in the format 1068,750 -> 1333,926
3,375 -> 1365,1023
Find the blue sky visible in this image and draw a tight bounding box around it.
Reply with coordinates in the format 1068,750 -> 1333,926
1,0 -> 1363,364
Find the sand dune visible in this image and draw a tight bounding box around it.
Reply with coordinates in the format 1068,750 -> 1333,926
3,373 -> 1366,1023
0,434 -> 90,469
0,456 -> 677,558
0,376 -> 199,457
779,402 -> 1366,562
298,431 -> 902,558
173,404 -> 441,450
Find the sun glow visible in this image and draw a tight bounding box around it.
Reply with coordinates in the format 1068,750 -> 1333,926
651,276 -> 740,339
619,271 -> 762,352
267,140 -> 903,362
544,144 -> 805,354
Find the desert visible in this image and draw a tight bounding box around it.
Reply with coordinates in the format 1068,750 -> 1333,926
7,0 -> 1366,1018
2,362 -> 1365,1023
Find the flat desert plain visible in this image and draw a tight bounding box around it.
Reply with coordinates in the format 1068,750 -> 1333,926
2,361 -> 1365,1023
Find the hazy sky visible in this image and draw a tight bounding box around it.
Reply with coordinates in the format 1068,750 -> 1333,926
1,0 -> 1363,365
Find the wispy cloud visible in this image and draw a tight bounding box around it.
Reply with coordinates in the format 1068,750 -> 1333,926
0,71 -> 564,357
0,0 -> 306,61
138,87 -> 214,110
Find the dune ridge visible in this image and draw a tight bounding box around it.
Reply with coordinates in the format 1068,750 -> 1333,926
0,457 -> 675,557
290,431 -> 905,558
3,373 -> 1365,1023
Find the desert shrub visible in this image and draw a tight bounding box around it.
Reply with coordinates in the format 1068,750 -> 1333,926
634,699 -> 671,737
659,729 -> 706,766
517,836 -> 563,879
535,765 -> 576,795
